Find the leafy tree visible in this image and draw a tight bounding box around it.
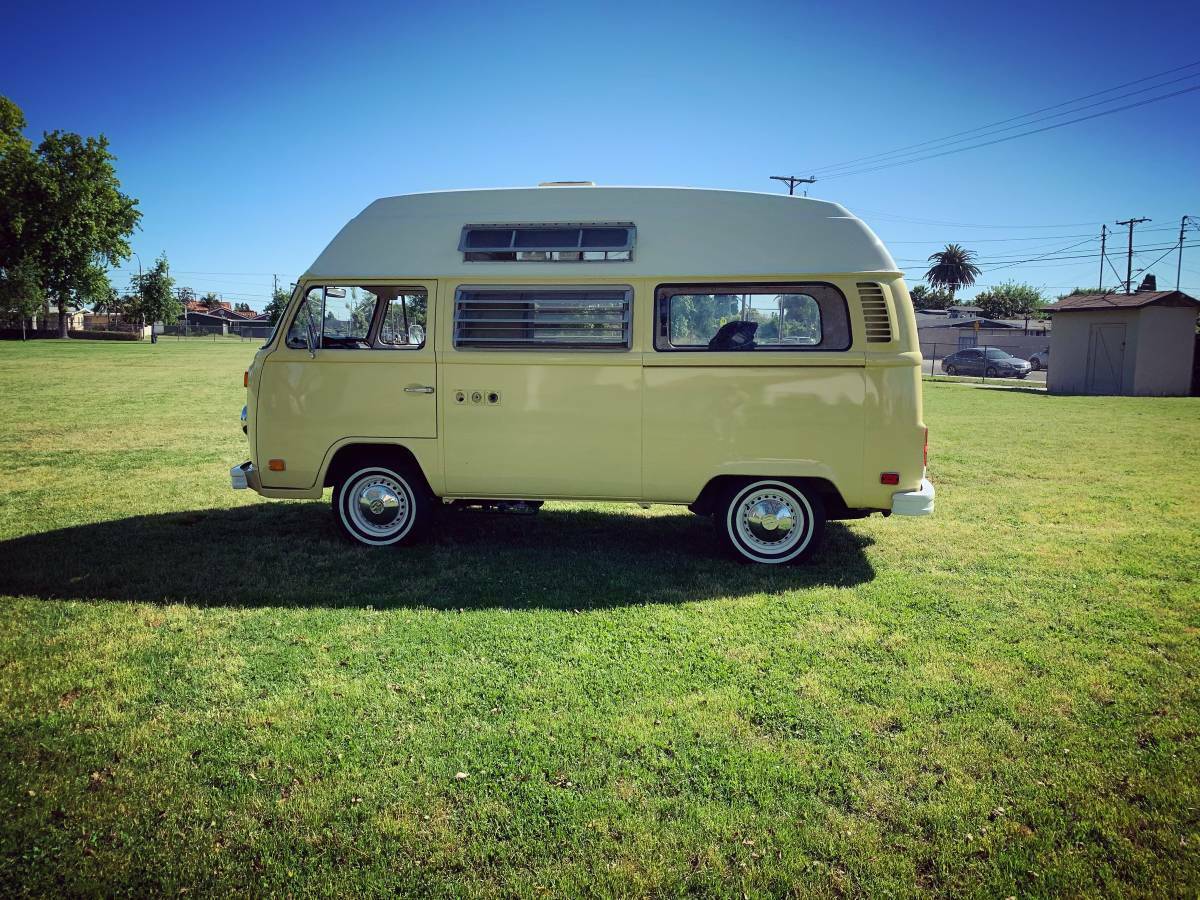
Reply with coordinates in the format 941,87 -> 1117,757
264,285 -> 291,324
129,254 -> 179,329
924,244 -> 982,303
0,257 -> 44,339
1056,287 -> 1095,300
973,281 -> 1044,320
200,291 -> 223,308
233,301 -> 252,313
9,114 -> 140,337
909,284 -> 954,310
0,98 -> 40,328
88,280 -> 122,315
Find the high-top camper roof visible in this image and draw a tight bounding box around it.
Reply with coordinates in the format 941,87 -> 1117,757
305,186 -> 898,279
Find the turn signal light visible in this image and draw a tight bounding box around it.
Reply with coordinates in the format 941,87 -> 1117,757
244,370 -> 249,388
880,472 -> 900,485
268,459 -> 286,472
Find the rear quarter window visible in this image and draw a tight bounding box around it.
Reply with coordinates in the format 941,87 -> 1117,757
654,282 -> 851,351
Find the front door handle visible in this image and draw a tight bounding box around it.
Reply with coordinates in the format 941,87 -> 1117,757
404,385 -> 435,394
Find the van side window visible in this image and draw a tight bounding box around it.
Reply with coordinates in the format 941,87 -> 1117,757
655,283 -> 851,351
285,288 -> 322,349
453,287 -> 631,349
284,286 -> 383,350
377,289 -> 428,349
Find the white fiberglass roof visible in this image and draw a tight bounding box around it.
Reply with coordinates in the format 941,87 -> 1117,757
305,186 -> 899,279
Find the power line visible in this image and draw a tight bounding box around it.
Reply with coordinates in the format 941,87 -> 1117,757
769,175 -> 817,196
817,84 -> 1200,180
805,59 -> 1200,176
1178,216 -> 1199,290
979,237 -> 1099,274
894,239 -> 1195,266
1115,217 -> 1152,293
810,69 -> 1200,177
854,207 -> 1107,228
880,224 -> 1179,243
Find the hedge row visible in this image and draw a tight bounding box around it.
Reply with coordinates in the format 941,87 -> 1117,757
0,329 -> 143,341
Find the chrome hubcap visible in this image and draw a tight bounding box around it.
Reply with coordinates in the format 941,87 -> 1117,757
733,486 -> 810,557
348,475 -> 409,536
745,498 -> 795,543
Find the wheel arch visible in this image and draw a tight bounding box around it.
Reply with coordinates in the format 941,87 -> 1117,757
688,474 -> 850,519
322,442 -> 436,497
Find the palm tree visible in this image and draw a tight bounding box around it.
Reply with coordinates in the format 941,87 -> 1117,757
924,244 -> 982,303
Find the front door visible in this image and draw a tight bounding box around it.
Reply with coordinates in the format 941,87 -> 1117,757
256,282 -> 438,490
1086,323 -> 1125,395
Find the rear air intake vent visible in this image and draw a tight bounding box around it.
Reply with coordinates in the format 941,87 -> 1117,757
856,282 -> 892,343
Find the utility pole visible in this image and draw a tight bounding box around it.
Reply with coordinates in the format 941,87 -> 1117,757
1098,224 -> 1107,291
770,175 -> 817,196
1178,216 -> 1195,291
1115,217 -> 1151,293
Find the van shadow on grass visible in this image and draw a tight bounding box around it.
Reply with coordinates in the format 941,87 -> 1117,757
0,503 -> 875,610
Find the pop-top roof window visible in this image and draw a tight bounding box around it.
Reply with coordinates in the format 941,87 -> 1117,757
460,224 -> 635,262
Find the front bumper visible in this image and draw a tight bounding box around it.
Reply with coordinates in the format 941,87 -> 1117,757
891,477 -> 935,517
230,460 -> 261,492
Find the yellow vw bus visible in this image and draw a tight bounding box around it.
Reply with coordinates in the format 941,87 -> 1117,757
231,185 -> 933,564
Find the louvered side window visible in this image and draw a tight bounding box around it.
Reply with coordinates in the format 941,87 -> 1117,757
857,282 -> 893,343
454,288 -> 632,349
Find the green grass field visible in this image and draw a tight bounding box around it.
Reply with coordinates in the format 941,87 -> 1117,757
1,340 -> 1197,897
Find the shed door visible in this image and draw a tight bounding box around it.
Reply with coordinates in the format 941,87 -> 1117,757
1086,323 -> 1125,395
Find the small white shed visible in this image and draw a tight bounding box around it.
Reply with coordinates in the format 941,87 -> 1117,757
1046,290 -> 1199,396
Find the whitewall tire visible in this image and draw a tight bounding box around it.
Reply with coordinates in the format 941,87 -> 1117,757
332,464 -> 430,547
719,480 -> 824,564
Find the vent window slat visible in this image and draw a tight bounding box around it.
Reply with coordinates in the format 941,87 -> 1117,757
460,224 -> 635,262
454,289 -> 632,349
856,282 -> 893,343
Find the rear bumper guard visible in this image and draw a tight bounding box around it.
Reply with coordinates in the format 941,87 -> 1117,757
891,477 -> 935,517
230,461 -> 261,493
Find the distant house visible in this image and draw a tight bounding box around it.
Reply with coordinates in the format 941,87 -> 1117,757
1045,290 -> 1199,396
947,305 -> 982,319
916,312 -> 1050,361
179,300 -> 263,332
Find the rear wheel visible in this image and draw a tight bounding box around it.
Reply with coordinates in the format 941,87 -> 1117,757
332,463 -> 431,546
718,480 -> 825,564
986,366 -> 998,377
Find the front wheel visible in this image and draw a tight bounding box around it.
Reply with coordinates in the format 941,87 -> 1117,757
718,480 -> 825,564
333,463 -> 431,546
943,364 -> 956,376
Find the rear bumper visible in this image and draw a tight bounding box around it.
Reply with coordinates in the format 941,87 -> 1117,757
891,477 -> 935,516
230,461 -> 261,492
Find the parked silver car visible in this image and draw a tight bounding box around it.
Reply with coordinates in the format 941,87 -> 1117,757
942,347 -> 1032,378
1029,348 -> 1050,371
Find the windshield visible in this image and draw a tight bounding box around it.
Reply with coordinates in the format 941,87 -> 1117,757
985,349 -> 1012,359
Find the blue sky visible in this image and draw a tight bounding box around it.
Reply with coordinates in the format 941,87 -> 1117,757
6,0 -> 1199,309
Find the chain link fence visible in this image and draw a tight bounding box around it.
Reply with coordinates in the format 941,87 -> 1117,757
159,322 -> 276,341
921,339 -> 1051,384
